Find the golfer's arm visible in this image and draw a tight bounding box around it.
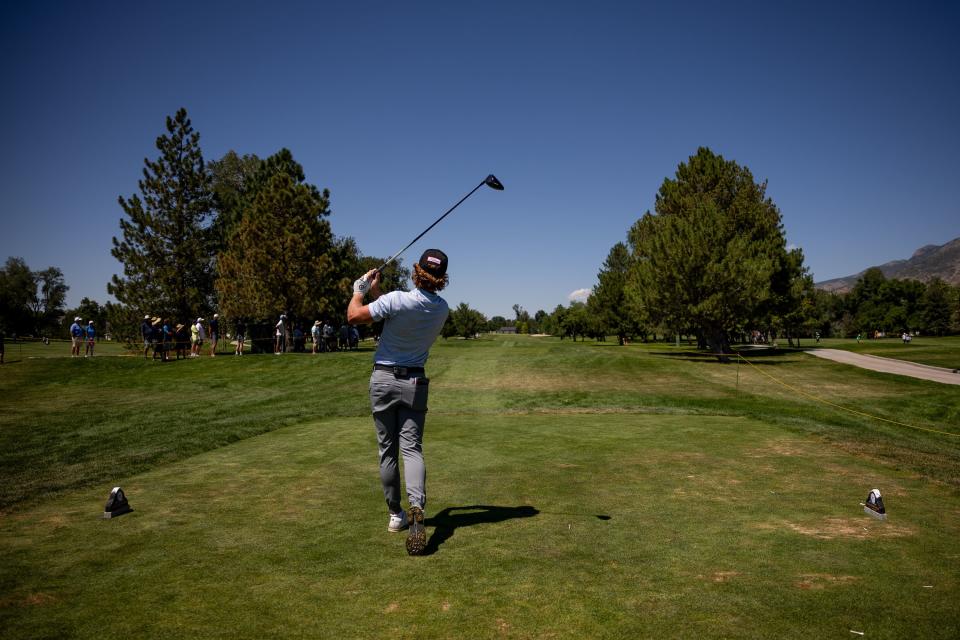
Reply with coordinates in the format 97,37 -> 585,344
347,294 -> 374,325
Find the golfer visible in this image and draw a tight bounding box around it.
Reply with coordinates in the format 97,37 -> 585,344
347,249 -> 450,555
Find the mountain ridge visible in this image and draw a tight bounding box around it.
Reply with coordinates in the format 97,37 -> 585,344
815,237 -> 960,293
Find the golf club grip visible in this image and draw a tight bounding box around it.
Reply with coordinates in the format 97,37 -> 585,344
376,179 -> 486,273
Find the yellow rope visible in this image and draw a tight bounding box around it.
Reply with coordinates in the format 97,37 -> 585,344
723,349 -> 960,437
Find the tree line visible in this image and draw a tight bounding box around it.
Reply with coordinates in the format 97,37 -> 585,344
513,148 -> 959,349
4,137 -> 957,346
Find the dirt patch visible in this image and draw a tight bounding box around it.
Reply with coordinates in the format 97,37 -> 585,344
745,438 -> 830,459
756,518 -> 914,540
442,601 -> 451,611
795,574 -> 858,590
384,602 -> 399,613
0,592 -> 58,607
711,571 -> 740,582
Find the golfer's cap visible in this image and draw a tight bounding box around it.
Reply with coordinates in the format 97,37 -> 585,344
197,317 -> 203,322
88,320 -> 93,324
144,315 -> 151,320
419,249 -> 448,277
314,320 -> 321,326
74,316 -> 81,322
213,313 -> 219,318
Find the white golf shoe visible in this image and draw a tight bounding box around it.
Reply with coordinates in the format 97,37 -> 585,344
388,510 -> 408,532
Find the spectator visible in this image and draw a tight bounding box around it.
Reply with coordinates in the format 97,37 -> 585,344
160,318 -> 173,362
323,321 -> 336,352
234,318 -> 246,356
311,320 -> 322,354
190,319 -> 200,357
339,323 -> 349,351
0,326 -> 5,364
85,321 -> 96,357
350,325 -> 360,350
141,315 -> 153,359
275,314 -> 287,354
210,314 -> 220,357
151,318 -> 163,359
195,318 -> 206,357
175,323 -> 188,360
69,316 -> 83,357
293,324 -> 305,353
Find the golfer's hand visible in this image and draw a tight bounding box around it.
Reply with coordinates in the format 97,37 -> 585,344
353,276 -> 370,297
353,269 -> 380,297
368,270 -> 382,297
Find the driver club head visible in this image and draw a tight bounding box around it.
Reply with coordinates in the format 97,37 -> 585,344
484,174 -> 504,190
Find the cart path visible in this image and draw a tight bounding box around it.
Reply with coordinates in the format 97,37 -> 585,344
807,349 -> 960,386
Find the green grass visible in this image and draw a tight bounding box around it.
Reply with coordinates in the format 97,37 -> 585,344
2,335 -> 959,638
810,336 -> 960,370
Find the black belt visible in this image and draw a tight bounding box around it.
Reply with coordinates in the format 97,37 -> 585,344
374,364 -> 425,377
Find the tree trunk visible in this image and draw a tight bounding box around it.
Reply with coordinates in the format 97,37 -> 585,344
704,330 -> 731,363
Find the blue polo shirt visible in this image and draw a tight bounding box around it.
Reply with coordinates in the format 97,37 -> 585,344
70,322 -> 82,337
368,288 -> 448,368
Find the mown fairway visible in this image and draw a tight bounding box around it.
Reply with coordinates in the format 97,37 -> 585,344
2,336 -> 959,638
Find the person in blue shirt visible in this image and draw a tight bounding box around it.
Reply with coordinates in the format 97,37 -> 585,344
84,321 -> 96,357
69,317 -> 83,357
347,249 -> 450,556
161,319 -> 173,362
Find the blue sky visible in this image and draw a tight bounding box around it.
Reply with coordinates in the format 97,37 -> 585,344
2,1 -> 958,318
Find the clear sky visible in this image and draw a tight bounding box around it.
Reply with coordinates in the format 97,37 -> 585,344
2,1 -> 958,319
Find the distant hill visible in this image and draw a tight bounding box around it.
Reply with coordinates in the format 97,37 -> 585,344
815,237 -> 960,293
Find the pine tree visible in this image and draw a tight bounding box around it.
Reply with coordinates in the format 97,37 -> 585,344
589,242 -> 645,345
215,171 -> 344,323
627,147 -> 802,356
109,108 -> 215,320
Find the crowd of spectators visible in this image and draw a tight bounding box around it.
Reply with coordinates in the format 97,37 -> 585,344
135,313 -> 363,361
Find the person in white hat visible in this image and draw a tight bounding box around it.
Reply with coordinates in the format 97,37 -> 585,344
141,315 -> 153,359
274,314 -> 287,355
84,320 -> 96,357
311,320 -> 322,354
194,318 -> 206,357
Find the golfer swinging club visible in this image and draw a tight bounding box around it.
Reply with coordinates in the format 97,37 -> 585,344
347,249 -> 450,555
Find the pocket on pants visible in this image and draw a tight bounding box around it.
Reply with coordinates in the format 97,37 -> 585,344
401,377 -> 430,411
369,379 -> 397,413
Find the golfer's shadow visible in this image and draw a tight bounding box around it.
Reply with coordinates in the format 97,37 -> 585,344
422,505 -> 538,556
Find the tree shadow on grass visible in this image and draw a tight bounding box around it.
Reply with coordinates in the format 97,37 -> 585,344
421,505 -> 539,556
649,348 -> 796,365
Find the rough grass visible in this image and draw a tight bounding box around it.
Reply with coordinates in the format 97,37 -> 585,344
2,334 -> 959,638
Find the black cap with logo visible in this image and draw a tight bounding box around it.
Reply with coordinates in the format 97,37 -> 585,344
418,249 -> 448,277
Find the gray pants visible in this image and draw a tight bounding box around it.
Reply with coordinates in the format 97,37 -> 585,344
369,369 -> 430,513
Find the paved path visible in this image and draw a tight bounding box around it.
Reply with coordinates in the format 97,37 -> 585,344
807,349 -> 960,386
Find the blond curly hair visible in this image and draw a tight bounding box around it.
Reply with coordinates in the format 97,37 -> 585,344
412,263 -> 449,292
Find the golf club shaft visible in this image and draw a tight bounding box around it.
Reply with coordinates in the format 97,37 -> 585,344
376,179 -> 487,273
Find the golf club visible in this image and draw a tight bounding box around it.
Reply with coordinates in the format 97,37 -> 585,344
375,174 -> 504,274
